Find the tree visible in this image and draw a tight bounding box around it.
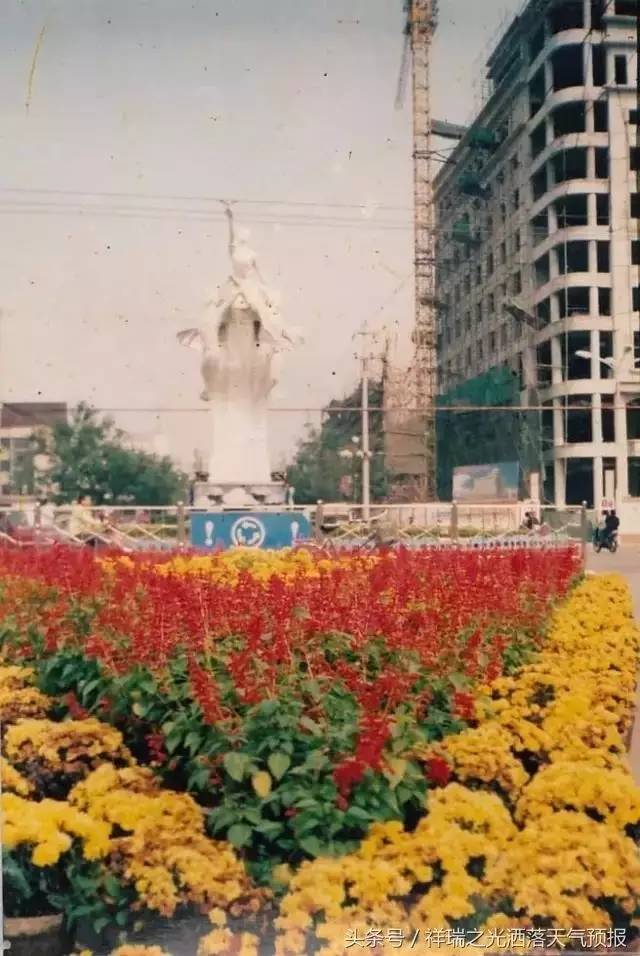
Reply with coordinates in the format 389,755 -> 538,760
286,382 -> 388,505
39,403 -> 187,505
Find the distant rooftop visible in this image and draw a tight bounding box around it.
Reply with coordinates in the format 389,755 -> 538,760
0,402 -> 68,429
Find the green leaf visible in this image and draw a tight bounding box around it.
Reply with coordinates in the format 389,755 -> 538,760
223,751 -> 251,782
165,728 -> 184,754
267,752 -> 291,780
299,716 -> 322,735
104,874 -> 121,897
299,835 -> 324,857
255,820 -> 284,839
227,824 -> 252,848
185,731 -> 203,756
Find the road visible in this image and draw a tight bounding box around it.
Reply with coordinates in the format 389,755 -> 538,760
586,542 -> 640,782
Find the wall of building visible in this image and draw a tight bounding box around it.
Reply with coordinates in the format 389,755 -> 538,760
435,0 -> 640,526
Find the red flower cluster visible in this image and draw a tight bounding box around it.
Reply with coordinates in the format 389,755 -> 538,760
0,546 -> 580,773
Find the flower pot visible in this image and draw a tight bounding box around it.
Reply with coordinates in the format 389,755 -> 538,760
4,913 -> 71,956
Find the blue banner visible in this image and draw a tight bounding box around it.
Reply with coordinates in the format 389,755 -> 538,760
190,511 -> 312,550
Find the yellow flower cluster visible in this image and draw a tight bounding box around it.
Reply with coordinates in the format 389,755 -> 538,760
0,757 -> 33,796
5,718 -> 132,784
197,927 -> 260,956
273,784 -> 515,956
0,686 -> 51,723
101,549 -> 377,586
110,948 -> 170,956
270,574 -> 640,952
69,763 -> 265,920
2,791 -> 110,866
0,664 -> 35,689
0,662 -> 50,724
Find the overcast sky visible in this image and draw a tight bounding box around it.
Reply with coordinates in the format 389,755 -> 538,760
0,0 -> 521,468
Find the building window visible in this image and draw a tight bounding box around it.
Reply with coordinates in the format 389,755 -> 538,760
531,210 -> 548,244
631,110 -> 640,125
478,340 -> 484,362
529,67 -> 546,118
514,229 -> 521,252
631,147 -> 640,171
614,56 -> 628,85
464,273 -> 471,295
489,331 -> 496,352
596,241 -> 610,273
556,194 -> 588,227
549,0 -> 584,32
476,302 -> 483,323
536,298 -> 551,326
596,193 -> 610,225
593,100 -> 608,132
466,347 -> 472,367
535,253 -> 550,287
629,458 -> 640,499
512,271 -> 522,295
530,122 -> 547,159
632,240 -> 640,265
592,45 -> 606,86
487,293 -> 495,315
635,330 -> 640,368
633,287 -> 640,313
552,45 -> 584,91
532,167 -> 548,201
632,194 -> 640,219
552,147 -> 587,183
512,189 -> 520,211
557,240 -> 589,275
594,148 -> 609,179
565,397 -> 593,443
464,311 -> 472,332
500,325 -> 507,348
553,102 -> 586,137
598,287 -> 611,315
487,252 -> 494,275
500,242 -> 507,265
590,0 -> 606,29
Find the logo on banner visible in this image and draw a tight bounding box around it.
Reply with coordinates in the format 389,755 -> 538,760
230,516 -> 266,548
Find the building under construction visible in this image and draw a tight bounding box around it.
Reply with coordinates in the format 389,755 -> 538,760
433,0 -> 639,521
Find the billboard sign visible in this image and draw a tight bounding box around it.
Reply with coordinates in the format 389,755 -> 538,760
191,511 -> 312,551
452,462 -> 519,503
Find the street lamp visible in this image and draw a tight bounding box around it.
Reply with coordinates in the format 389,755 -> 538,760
339,437 -> 372,510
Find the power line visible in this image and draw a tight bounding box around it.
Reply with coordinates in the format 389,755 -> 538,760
0,187 -> 414,214
0,199 -> 413,232
36,402 -> 640,413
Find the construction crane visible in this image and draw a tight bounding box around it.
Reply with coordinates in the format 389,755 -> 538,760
394,0 -> 439,500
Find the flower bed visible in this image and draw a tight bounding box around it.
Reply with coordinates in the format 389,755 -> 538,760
0,546 -> 578,886
3,549 -> 639,953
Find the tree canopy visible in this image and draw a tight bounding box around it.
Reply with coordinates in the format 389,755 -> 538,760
39,403 -> 187,505
286,382 -> 387,505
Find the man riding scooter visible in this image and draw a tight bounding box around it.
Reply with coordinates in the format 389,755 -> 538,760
594,509 -> 620,553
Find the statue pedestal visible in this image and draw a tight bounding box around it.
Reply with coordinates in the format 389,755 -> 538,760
191,480 -> 288,509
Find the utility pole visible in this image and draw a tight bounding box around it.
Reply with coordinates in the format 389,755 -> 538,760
354,322 -> 377,522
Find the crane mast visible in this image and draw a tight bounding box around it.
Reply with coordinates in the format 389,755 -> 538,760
408,0 -> 438,500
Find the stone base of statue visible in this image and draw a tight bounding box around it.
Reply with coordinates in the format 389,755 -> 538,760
191,480 -> 288,510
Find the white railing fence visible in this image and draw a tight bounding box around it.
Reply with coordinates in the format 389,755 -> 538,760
0,500 -> 590,553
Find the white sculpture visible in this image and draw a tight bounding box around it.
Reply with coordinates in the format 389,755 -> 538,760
178,206 -> 302,486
